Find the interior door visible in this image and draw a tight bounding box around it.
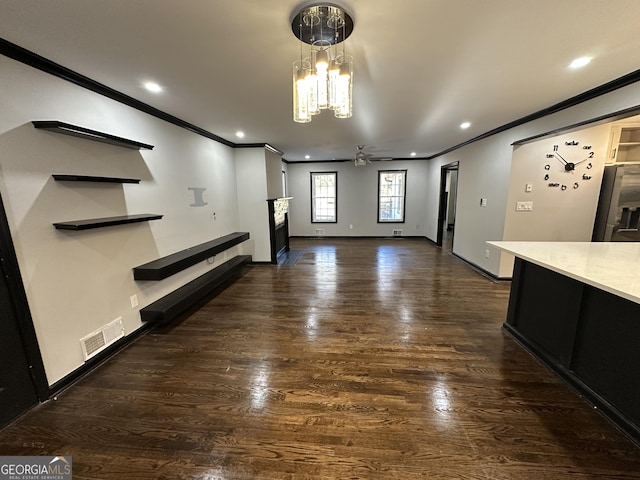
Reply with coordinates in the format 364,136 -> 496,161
0,254 -> 39,427
436,162 -> 459,248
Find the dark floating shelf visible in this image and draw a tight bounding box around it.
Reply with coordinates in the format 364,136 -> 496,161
52,174 -> 141,184
53,213 -> 163,231
133,232 -> 250,281
140,254 -> 252,324
33,121 -> 154,150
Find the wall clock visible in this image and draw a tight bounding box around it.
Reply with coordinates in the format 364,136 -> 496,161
544,140 -> 594,190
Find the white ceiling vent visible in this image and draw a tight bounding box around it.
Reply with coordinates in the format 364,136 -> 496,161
80,317 -> 125,361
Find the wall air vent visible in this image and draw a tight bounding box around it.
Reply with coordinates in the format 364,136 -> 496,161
315,228 -> 325,236
393,229 -> 403,236
80,317 -> 125,361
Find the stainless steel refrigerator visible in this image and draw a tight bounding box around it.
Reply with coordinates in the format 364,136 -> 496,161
592,164 -> 640,241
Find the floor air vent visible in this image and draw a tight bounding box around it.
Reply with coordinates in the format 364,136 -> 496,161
393,229 -> 403,236
80,317 -> 125,360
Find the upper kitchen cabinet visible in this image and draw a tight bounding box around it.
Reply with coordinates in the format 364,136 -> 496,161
607,124 -> 640,163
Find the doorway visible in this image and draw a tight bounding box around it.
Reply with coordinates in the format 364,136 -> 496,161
0,193 -> 48,427
437,162 -> 459,250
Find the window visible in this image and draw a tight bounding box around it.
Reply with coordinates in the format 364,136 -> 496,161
311,172 -> 337,223
378,170 -> 407,223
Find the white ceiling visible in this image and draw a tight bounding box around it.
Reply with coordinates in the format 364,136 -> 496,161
2,0 -> 640,162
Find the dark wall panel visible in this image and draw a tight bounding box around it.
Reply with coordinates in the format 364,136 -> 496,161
510,261 -> 583,367
572,287 -> 640,425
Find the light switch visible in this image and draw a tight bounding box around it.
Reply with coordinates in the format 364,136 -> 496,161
480,198 -> 487,207
525,183 -> 533,192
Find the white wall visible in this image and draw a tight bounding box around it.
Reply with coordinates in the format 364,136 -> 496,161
0,56 -> 247,385
424,138 -> 514,275
265,149 -> 284,199
235,148 -> 271,261
497,124 -> 610,274
424,82 -> 640,278
287,160 -> 430,237
282,162 -> 289,197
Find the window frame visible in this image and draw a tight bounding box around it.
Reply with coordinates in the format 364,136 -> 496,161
310,171 -> 338,223
377,169 -> 407,223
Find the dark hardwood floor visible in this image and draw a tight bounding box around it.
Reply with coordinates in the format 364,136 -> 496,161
1,238 -> 639,479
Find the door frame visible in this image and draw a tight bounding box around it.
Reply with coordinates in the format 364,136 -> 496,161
0,192 -> 49,400
436,161 -> 459,247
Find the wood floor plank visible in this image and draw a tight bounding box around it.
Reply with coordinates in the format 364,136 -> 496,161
1,238 -> 639,479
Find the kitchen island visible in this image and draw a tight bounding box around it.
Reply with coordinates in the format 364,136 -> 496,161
489,241 -> 640,444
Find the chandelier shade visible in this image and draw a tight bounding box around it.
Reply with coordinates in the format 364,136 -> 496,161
291,3 -> 354,123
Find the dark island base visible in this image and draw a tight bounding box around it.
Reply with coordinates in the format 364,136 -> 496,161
505,258 -> 640,446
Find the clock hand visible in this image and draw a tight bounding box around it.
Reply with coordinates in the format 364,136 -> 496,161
574,158 -> 589,166
555,153 -> 568,166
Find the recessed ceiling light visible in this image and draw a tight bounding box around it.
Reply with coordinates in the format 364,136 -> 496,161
460,122 -> 471,129
143,81 -> 163,93
569,56 -> 591,69
235,131 -> 245,139
410,152 -> 417,157
305,155 -> 311,160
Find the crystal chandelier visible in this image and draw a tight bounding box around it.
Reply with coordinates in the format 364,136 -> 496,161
291,3 -> 354,123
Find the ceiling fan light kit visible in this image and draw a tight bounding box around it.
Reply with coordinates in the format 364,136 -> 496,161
353,145 -> 392,166
291,3 -> 354,123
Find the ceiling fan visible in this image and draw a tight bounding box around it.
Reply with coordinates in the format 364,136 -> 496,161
353,145 -> 392,166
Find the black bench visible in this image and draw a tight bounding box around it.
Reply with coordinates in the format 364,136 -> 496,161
139,254 -> 252,324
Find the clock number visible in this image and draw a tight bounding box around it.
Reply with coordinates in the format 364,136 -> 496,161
588,152 -> 594,158
561,185 -> 567,191
583,145 -> 592,150
546,154 -> 554,158
565,141 -> 579,146
544,174 -> 549,180
573,182 -> 579,189
544,164 -> 551,170
583,174 -> 592,180
548,183 -> 560,187
586,163 -> 593,169
553,145 -> 559,151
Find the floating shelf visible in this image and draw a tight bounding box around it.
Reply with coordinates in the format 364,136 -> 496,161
33,121 -> 154,150
133,232 -> 250,280
52,174 -> 141,184
53,213 -> 163,230
140,255 -> 252,324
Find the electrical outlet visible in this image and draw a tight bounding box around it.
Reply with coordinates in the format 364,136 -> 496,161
516,201 -> 533,211
349,224 -> 353,229
485,249 -> 490,259
130,294 -> 139,309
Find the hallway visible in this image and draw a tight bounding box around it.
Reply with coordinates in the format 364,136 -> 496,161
0,238 -> 638,479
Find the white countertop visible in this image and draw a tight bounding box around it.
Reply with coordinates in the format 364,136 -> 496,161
488,241 -> 640,304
